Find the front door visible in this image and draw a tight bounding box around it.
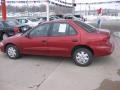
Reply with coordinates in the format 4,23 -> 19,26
21,23 -> 50,55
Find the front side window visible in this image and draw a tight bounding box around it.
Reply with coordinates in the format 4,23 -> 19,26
29,24 -> 50,37
51,23 -> 67,36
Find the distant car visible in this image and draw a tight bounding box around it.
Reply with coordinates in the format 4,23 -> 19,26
50,16 -> 61,20
38,17 -> 47,24
0,20 -> 114,66
64,15 -> 86,22
55,15 -> 64,18
74,15 -> 87,21
64,15 -> 81,21
38,16 -> 62,24
64,15 -> 73,19
16,18 -> 40,27
0,20 -> 31,40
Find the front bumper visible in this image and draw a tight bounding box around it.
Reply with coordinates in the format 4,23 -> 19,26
0,42 -> 5,53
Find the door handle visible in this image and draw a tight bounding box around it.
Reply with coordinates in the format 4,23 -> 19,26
72,39 -> 78,42
42,40 -> 47,43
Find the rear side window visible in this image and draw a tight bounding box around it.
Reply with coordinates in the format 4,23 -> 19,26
51,23 -> 68,36
51,22 -> 77,36
74,21 -> 96,32
68,25 -> 77,36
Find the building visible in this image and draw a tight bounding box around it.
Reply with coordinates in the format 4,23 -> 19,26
75,9 -> 120,16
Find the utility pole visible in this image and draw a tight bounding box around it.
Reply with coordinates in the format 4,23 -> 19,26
1,0 -> 7,21
72,0 -> 75,15
46,0 -> 49,21
27,0 -> 29,17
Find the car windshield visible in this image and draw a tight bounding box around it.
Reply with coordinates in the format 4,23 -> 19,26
74,21 -> 97,32
5,20 -> 20,26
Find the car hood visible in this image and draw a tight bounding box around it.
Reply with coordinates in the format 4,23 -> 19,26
1,33 -> 22,45
7,33 -> 22,40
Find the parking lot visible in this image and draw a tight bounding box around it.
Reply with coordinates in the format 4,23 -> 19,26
0,20 -> 120,90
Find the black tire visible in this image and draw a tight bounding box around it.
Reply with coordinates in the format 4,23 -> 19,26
2,33 -> 8,40
73,48 -> 93,66
6,44 -> 21,59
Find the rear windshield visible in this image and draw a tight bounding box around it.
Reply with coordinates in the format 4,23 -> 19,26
74,21 -> 97,32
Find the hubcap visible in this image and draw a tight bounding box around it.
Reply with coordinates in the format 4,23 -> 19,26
76,51 -> 89,64
7,47 -> 16,58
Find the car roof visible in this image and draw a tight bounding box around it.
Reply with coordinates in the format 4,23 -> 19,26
42,19 -> 73,24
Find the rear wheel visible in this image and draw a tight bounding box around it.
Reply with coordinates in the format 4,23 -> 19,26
2,33 -> 8,40
6,45 -> 21,59
73,48 -> 93,66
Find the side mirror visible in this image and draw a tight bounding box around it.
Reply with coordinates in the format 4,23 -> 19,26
25,31 -> 30,38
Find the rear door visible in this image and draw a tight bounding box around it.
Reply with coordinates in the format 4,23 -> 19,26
47,22 -> 78,57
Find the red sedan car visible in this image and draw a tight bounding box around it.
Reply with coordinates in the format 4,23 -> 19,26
0,20 -> 114,66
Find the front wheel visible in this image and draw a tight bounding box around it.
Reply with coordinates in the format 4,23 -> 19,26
6,45 -> 21,59
73,48 -> 93,66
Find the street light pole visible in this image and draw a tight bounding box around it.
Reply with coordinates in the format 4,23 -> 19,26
72,0 -> 75,15
1,0 -> 7,21
46,0 -> 49,21
27,0 -> 29,17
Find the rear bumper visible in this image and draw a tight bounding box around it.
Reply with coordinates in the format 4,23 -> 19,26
94,43 -> 114,57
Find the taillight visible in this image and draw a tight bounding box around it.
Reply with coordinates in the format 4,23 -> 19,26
14,27 -> 20,33
97,38 -> 110,46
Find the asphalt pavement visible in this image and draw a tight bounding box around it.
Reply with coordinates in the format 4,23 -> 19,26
0,19 -> 120,90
